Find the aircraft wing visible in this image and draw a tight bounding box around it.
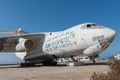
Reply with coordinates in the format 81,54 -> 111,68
0,33 -> 45,52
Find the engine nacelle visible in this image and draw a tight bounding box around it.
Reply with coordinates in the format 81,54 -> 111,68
0,42 -> 4,51
16,38 -> 33,51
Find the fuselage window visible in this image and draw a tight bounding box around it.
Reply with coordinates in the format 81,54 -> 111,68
92,24 -> 97,26
50,33 -> 52,35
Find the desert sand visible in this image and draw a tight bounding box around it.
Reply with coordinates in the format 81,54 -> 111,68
0,64 -> 109,80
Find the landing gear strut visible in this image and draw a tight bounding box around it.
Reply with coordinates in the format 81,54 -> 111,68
66,56 -> 84,66
92,56 -> 96,64
70,56 -> 78,62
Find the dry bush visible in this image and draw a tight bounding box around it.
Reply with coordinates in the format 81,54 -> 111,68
90,58 -> 120,80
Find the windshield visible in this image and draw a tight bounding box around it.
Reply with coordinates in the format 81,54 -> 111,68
81,23 -> 102,29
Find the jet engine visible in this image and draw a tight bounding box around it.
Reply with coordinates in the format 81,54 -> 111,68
16,38 -> 33,51
0,42 -> 4,51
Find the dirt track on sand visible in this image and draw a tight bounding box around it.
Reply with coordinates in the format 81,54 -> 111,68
0,65 -> 109,80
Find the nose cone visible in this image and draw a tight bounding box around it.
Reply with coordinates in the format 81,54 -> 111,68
104,28 -> 116,42
108,28 -> 116,36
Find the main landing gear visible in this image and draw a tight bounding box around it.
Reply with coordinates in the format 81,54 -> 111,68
42,61 -> 57,66
66,56 -> 84,66
20,63 -> 35,67
42,59 -> 57,66
70,56 -> 78,62
20,61 -> 35,67
91,56 -> 96,64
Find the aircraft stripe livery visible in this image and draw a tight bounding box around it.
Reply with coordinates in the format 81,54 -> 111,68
0,23 -> 116,66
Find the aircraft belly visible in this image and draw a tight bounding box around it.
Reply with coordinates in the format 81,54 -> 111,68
45,46 -> 83,58
24,52 -> 54,62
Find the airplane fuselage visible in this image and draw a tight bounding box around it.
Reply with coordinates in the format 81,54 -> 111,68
15,23 -> 116,64
42,23 -> 115,58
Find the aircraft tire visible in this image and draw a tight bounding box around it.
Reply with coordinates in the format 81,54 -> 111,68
43,61 -> 57,66
20,63 -> 35,67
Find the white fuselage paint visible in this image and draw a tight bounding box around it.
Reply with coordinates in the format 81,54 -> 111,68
15,23 -> 116,60
42,23 -> 116,57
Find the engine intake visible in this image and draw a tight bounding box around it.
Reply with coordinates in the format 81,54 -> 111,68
25,40 -> 33,49
16,38 -> 33,51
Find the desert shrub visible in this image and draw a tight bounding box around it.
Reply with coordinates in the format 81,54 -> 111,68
90,58 -> 120,80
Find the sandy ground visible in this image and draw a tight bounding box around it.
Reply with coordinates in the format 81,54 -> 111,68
0,64 -> 109,80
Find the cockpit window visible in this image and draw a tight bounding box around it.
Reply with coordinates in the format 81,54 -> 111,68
81,23 -> 102,29
91,24 -> 97,26
86,24 -> 92,28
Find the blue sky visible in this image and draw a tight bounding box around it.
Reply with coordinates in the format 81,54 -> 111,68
0,0 -> 120,63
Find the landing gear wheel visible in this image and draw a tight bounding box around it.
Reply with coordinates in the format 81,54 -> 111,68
20,63 -> 35,67
43,61 -> 57,66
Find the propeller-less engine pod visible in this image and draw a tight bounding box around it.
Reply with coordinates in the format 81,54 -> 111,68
16,38 -> 33,51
